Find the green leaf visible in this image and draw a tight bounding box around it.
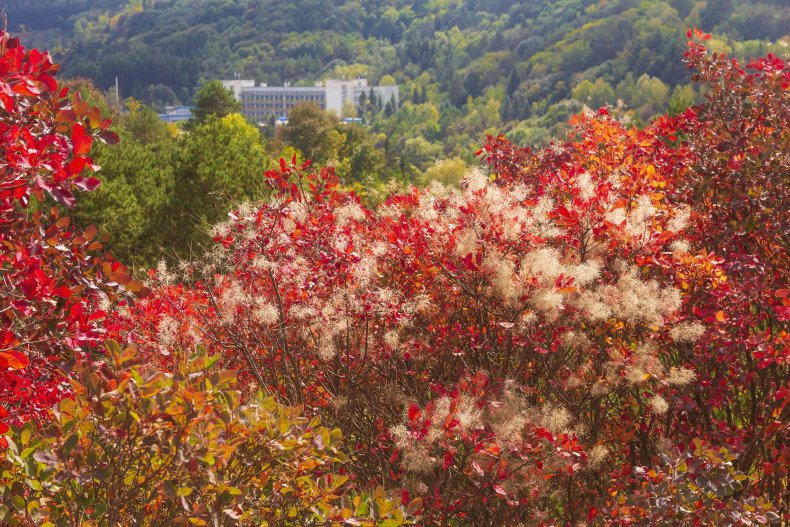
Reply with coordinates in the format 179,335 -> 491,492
204,354 -> 219,369
25,478 -> 43,491
62,433 -> 78,457
11,494 -> 25,511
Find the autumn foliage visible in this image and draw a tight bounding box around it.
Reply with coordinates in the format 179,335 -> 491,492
0,28 -> 788,526
0,31 -> 145,427
1,342 -> 417,526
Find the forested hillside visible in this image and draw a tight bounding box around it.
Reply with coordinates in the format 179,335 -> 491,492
8,0 -> 790,153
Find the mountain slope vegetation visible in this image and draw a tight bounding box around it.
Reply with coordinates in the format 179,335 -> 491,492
8,0 -> 788,153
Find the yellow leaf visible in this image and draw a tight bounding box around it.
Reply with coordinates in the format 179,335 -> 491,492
20,426 -> 32,446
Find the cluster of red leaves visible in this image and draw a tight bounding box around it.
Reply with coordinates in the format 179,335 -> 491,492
664,27 -> 790,517
0,32 -> 141,429
110,31 -> 787,526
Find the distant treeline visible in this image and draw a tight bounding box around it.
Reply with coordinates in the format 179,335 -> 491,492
9,0 -> 789,154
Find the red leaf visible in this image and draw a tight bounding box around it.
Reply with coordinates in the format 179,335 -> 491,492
73,176 -> 101,192
71,123 -> 92,155
443,451 -> 455,470
98,129 -> 120,145
88,310 -> 107,322
54,286 -> 73,298
66,157 -> 88,176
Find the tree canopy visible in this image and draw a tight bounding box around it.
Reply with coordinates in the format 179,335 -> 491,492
191,80 -> 241,125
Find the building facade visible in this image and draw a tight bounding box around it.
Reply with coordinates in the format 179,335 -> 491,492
222,78 -> 399,123
238,85 -> 326,122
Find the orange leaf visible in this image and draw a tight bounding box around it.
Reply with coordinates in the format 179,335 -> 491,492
0,351 -> 30,370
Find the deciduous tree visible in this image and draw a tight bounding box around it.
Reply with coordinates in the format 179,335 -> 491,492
0,31 -> 141,427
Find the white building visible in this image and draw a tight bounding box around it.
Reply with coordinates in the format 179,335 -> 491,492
325,79 -> 369,116
220,79 -> 256,100
220,78 -> 399,122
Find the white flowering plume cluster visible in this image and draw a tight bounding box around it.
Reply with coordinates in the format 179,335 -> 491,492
131,142 -> 703,517
367,161 -> 699,497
